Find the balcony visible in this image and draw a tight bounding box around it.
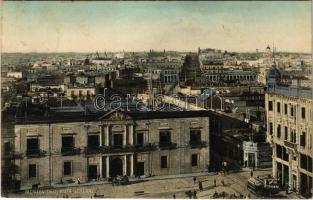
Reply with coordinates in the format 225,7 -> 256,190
84,145 -> 136,155
158,142 -> 177,150
284,141 -> 297,149
107,145 -> 136,153
84,146 -> 106,155
61,147 -> 81,156
2,152 -> 24,160
135,143 -> 157,152
26,149 -> 47,158
189,141 -> 207,148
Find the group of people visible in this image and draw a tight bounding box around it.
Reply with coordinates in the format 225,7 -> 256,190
60,177 -> 81,185
110,175 -> 129,186
177,176 -> 233,199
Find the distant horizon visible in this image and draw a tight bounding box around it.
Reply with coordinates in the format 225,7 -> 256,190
1,49 -> 312,54
2,2 -> 312,53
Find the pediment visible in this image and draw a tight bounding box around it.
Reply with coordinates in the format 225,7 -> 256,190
98,110 -> 133,121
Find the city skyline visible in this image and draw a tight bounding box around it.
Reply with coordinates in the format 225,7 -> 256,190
2,1 -> 312,53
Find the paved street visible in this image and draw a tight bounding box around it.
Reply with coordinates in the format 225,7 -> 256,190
8,169 -> 301,198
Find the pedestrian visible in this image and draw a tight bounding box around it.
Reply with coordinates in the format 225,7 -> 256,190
187,190 -> 192,199
250,170 -> 253,177
285,186 -> 288,195
198,181 -> 203,191
213,191 -> 218,198
193,190 -> 197,199
221,179 -> 225,186
193,176 -> 196,184
221,191 -> 225,198
214,178 -> 216,187
173,193 -> 176,199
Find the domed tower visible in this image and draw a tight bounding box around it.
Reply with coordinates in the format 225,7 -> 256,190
180,53 -> 202,86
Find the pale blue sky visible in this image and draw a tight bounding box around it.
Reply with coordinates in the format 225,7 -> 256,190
2,1 -> 312,53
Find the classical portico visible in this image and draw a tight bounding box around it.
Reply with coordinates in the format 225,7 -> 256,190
88,111 -> 136,179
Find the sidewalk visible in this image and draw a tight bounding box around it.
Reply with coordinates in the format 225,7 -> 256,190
28,171 -> 218,190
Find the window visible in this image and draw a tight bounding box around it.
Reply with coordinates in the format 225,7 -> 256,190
277,124 -> 281,138
62,136 -> 74,149
191,154 -> 198,167
63,161 -> 72,176
159,131 -> 171,144
161,156 -> 168,168
300,132 -> 306,147
277,102 -> 281,113
269,123 -> 273,135
284,104 -> 288,115
88,135 -> 99,148
29,164 -> 37,178
268,101 -> 273,111
284,126 -> 288,141
113,134 -> 123,146
27,138 -> 39,155
282,147 -> 289,161
136,132 -> 144,145
27,138 -> 39,151
276,144 -> 282,159
291,130 -> 297,144
290,106 -> 294,117
300,154 -> 306,167
190,130 -> 201,144
301,107 -> 306,119
4,142 -> 11,153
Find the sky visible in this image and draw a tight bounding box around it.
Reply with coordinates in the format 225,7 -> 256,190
1,1 -> 312,53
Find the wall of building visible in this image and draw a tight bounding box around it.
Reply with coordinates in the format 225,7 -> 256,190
266,92 -> 313,196
13,113 -> 210,190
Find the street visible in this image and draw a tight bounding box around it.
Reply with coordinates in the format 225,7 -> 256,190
8,169 -> 293,198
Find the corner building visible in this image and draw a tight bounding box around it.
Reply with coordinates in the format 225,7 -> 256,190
266,86 -> 313,197
13,110 -> 210,190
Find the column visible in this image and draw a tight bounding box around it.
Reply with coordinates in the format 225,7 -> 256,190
106,156 -> 110,178
288,163 -> 292,189
99,156 -> 102,179
99,125 -> 103,146
130,154 -> 134,176
123,125 -> 127,146
273,159 -> 277,178
123,155 -> 127,175
129,125 -> 133,145
296,171 -> 301,193
105,125 -> 109,146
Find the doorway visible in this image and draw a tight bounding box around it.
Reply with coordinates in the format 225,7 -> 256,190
136,162 -> 144,176
110,158 -> 123,177
88,165 -> 98,180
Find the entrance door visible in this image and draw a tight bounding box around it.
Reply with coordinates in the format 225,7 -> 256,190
88,165 -> 98,180
248,153 -> 255,168
110,158 -> 123,177
136,162 -> 144,176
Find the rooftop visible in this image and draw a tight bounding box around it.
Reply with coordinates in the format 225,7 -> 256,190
14,110 -> 210,124
267,85 -> 312,100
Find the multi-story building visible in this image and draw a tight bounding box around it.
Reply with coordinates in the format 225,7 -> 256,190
204,70 -> 257,84
266,85 -> 313,197
65,83 -> 96,100
13,110 -> 210,190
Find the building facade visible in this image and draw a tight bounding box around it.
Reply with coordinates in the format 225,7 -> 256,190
13,110 -> 210,190
266,86 -> 313,197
